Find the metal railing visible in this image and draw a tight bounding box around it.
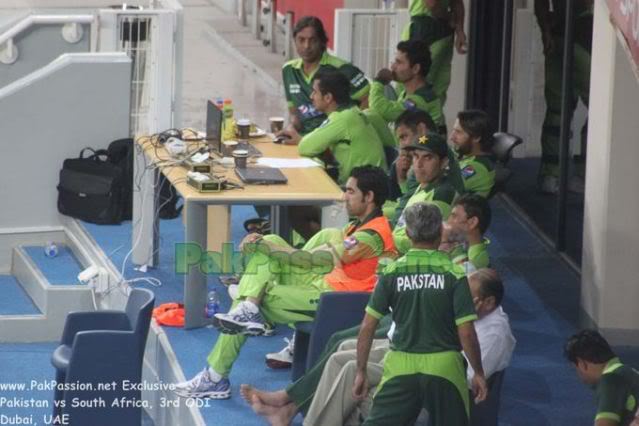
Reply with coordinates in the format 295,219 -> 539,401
0,14 -> 94,64
237,0 -> 294,59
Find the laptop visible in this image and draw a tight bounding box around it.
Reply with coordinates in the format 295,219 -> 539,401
235,167 -> 288,185
205,100 -> 223,153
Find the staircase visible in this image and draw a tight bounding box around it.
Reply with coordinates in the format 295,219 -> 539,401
0,241 -> 96,342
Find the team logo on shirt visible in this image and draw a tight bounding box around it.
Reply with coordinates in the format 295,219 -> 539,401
461,165 -> 476,179
403,100 -> 417,111
289,84 -> 301,94
298,103 -> 322,119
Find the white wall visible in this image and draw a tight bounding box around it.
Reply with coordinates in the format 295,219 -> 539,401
0,53 -> 131,231
582,0 -> 639,344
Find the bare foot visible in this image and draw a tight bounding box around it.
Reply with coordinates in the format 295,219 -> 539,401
240,384 -> 290,407
250,395 -> 297,426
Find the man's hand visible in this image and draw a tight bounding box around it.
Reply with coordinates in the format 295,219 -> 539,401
239,232 -> 263,252
396,153 -> 412,182
352,370 -> 369,400
454,28 -> 468,54
470,373 -> 488,403
375,68 -> 393,85
278,125 -> 302,145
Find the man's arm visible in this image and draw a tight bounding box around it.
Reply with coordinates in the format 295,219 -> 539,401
534,0 -> 555,53
298,117 -> 344,157
457,322 -> 488,402
288,105 -> 303,133
369,81 -> 409,122
450,0 -> 467,54
353,313 -> 379,399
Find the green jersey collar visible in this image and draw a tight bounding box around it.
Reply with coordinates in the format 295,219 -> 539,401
602,357 -> 623,375
292,51 -> 332,82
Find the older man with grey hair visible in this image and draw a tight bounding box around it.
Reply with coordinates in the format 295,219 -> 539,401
355,202 -> 486,426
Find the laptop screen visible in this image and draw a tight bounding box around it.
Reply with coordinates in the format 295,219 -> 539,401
206,100 -> 223,153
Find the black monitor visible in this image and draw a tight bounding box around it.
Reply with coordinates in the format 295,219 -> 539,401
205,100 -> 223,154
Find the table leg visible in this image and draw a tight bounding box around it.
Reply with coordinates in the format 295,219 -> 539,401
132,144 -> 159,267
184,201 -> 207,329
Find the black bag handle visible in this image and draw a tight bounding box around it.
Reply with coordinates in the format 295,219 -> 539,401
79,148 -> 110,162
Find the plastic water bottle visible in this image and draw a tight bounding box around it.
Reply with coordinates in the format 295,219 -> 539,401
222,99 -> 235,140
205,290 -> 220,319
44,242 -> 59,258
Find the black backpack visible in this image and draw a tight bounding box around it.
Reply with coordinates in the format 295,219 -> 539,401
106,138 -> 182,220
106,138 -> 134,219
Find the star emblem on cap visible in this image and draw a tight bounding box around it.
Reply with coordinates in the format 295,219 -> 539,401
418,135 -> 429,145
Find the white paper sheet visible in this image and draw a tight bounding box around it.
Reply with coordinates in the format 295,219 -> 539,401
256,157 -> 321,168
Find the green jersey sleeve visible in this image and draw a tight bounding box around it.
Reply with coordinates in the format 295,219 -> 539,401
339,63 -> 370,101
595,374 -> 630,423
369,81 -> 408,122
453,276 -> 478,325
468,239 -> 490,269
351,229 -> 385,257
364,109 -> 397,148
298,114 -> 346,157
366,272 -> 394,319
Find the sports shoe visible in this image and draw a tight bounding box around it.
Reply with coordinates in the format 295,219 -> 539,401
214,301 -> 266,336
266,337 -> 294,369
174,368 -> 231,399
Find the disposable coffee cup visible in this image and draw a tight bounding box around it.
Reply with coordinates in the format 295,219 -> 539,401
269,117 -> 285,133
232,149 -> 249,169
237,119 -> 251,140
222,140 -> 238,156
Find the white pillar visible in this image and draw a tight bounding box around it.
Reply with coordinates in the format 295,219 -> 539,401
581,0 -> 639,344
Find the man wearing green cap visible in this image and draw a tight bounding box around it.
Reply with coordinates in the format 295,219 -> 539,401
392,131 -> 458,254
449,110 -> 496,198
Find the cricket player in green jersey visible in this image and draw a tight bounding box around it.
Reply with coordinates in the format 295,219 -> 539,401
370,40 -> 445,132
565,330 -> 639,426
282,16 -> 370,135
449,110 -> 496,198
355,203 -> 487,426
173,167 -> 395,400
392,132 -> 459,254
282,69 -> 386,185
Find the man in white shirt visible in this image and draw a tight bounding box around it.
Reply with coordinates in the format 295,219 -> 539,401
240,268 -> 516,426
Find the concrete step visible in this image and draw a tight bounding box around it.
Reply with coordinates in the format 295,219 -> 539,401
0,246 -> 96,342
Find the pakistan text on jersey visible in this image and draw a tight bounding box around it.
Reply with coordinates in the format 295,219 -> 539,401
396,273 -> 445,291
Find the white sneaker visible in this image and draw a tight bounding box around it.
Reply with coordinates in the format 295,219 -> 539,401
173,368 -> 231,399
540,175 -> 559,195
265,337 -> 294,369
214,301 -> 266,336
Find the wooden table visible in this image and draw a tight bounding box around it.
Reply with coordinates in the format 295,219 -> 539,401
132,135 -> 344,328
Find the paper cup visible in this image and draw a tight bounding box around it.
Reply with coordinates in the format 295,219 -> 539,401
237,119 -> 251,140
232,149 -> 249,168
269,117 -> 285,133
222,140 -> 238,156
